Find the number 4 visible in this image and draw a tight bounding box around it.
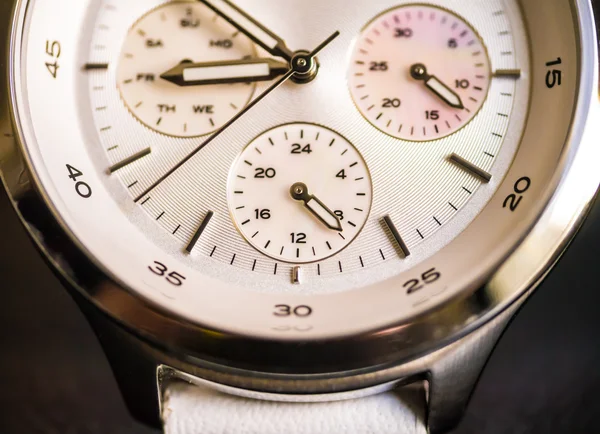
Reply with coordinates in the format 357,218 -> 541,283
45,62 -> 59,79
67,164 -> 83,181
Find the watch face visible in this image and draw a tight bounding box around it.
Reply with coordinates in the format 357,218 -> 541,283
8,0 -> 588,341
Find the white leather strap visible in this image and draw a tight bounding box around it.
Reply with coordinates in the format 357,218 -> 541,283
163,382 -> 427,434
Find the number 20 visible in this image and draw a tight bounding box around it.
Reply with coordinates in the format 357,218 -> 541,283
503,177 -> 531,212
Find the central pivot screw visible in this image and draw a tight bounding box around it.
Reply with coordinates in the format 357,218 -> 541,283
291,51 -> 319,84
410,63 -> 428,80
290,182 -> 309,201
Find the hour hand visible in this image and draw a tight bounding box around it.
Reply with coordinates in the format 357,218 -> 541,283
410,63 -> 464,109
160,58 -> 289,87
290,182 -> 343,232
200,0 -> 294,61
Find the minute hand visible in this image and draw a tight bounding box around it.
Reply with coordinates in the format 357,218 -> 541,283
200,0 -> 294,61
133,31 -> 340,204
161,58 -> 289,86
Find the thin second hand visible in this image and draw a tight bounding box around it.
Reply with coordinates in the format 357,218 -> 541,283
134,31 -> 340,203
309,31 -> 340,57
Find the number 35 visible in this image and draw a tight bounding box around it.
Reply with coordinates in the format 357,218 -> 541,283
149,261 -> 187,286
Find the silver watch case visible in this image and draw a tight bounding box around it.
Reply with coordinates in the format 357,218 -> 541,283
0,0 -> 599,403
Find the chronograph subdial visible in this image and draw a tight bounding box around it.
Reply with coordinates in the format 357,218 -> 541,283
116,1 -> 257,138
349,4 -> 492,141
229,124 -> 372,264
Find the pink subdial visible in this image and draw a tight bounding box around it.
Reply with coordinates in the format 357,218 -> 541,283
349,4 -> 492,141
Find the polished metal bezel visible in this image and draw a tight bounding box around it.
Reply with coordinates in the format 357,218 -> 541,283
1,0 -> 599,393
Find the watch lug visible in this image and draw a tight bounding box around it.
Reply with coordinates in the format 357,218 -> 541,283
68,272 -> 534,434
72,292 -> 163,429
426,296 -> 528,434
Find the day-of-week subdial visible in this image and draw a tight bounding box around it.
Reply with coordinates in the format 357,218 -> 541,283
349,4 -> 492,141
229,124 -> 373,264
116,1 -> 258,138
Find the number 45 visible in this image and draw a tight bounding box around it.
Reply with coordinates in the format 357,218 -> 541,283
45,40 -> 61,79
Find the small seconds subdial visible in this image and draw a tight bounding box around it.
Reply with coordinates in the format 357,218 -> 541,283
117,1 -> 256,137
229,124 -> 372,264
349,4 -> 492,141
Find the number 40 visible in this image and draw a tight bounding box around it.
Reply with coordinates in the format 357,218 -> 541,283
66,164 -> 92,199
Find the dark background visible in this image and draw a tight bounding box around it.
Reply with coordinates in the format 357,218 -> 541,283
2,3 -> 600,434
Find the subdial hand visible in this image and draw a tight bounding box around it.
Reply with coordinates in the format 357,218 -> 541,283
410,63 -> 465,110
290,182 -> 343,232
160,58 -> 289,87
199,0 -> 295,61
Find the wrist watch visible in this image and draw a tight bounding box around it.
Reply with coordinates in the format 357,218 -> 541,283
1,0 -> 599,433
